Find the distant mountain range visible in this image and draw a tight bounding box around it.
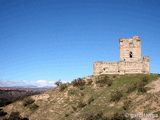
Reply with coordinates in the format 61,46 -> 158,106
0,80 -> 68,88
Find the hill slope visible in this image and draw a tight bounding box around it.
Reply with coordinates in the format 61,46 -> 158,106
1,74 -> 160,120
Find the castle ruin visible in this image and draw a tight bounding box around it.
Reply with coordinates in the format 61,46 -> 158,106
93,36 -> 150,75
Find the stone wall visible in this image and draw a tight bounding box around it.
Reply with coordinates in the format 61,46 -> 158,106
93,36 -> 150,75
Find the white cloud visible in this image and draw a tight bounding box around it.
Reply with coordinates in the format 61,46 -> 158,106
0,79 -> 57,88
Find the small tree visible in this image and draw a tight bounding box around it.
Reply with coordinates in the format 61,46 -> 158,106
55,80 -> 62,86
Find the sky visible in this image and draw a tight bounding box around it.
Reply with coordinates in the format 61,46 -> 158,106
0,0 -> 160,87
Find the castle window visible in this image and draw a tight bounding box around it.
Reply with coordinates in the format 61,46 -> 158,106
130,52 -> 133,58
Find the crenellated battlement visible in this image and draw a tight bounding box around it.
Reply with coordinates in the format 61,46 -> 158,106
93,36 -> 150,75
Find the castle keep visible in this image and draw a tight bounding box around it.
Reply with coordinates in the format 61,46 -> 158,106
94,36 -> 150,75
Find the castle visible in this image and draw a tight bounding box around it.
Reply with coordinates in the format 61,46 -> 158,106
93,36 -> 150,75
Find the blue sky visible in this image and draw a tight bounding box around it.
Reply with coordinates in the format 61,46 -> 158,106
0,0 -> 160,84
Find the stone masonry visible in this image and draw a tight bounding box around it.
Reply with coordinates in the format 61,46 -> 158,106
93,36 -> 150,75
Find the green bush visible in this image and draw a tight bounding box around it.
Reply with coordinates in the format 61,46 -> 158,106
28,103 -> 39,111
87,79 -> 92,85
110,90 -> 123,102
123,100 -> 131,110
86,111 -> 104,120
110,112 -> 129,120
87,96 -> 94,105
142,76 -> 149,83
72,78 -> 86,87
59,84 -> 67,91
71,106 -> 77,111
126,83 -> 137,93
95,76 -> 109,84
138,80 -> 148,93
107,80 -> 113,86
23,97 -> 35,107
77,101 -> 86,108
5,112 -> 29,120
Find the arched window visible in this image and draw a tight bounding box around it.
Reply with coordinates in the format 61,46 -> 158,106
130,52 -> 133,58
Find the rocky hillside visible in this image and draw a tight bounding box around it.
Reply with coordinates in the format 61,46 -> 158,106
1,74 -> 160,120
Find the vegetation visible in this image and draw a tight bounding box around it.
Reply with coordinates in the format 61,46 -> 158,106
126,83 -> 137,93
0,98 -> 12,107
138,76 -> 149,93
23,97 -> 35,107
3,112 -> 29,120
59,84 -> 67,92
55,80 -> 63,86
72,78 -> 86,87
1,74 -> 160,120
110,90 -> 123,102
77,101 -> 86,108
87,96 -> 94,105
0,108 -> 7,117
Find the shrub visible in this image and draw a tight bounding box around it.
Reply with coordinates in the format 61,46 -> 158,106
5,112 -> 29,120
71,106 -> 77,111
110,90 -> 123,102
54,80 -> 62,86
0,98 -> 12,107
96,76 -> 109,84
138,86 -> 147,93
87,79 -> 92,85
77,101 -> 86,108
107,80 -> 113,86
72,78 -> 86,87
87,96 -> 94,105
65,113 -> 69,117
59,84 -> 67,92
28,103 -> 39,111
0,109 -> 7,116
113,75 -> 116,78
126,83 -> 137,93
142,76 -> 149,83
123,100 -> 131,110
23,97 -> 35,107
110,112 -> 129,120
79,87 -> 84,90
138,81 -> 147,93
85,111 -> 107,120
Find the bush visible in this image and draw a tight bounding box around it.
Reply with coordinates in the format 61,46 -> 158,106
54,80 -> 62,86
79,87 -> 84,90
123,100 -> 131,110
77,101 -> 86,108
142,76 -> 149,83
59,84 -> 67,91
87,79 -> 92,85
107,80 -> 113,86
23,97 -> 35,107
0,98 -> 12,107
28,103 -> 39,111
87,96 -> 94,105
0,108 -> 7,116
71,106 -> 77,111
5,112 -> 29,120
110,90 -> 123,102
86,111 -> 103,120
110,112 -> 129,120
95,76 -> 109,84
126,83 -> 137,93
72,78 -> 86,87
138,81 -> 148,93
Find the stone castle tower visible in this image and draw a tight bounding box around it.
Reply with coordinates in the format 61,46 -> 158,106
94,36 -> 150,75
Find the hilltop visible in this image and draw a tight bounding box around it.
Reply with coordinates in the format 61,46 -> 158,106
1,74 -> 160,120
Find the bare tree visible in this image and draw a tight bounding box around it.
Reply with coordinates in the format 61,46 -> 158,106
54,80 -> 62,86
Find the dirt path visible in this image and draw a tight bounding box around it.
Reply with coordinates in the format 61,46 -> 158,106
146,77 -> 160,93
